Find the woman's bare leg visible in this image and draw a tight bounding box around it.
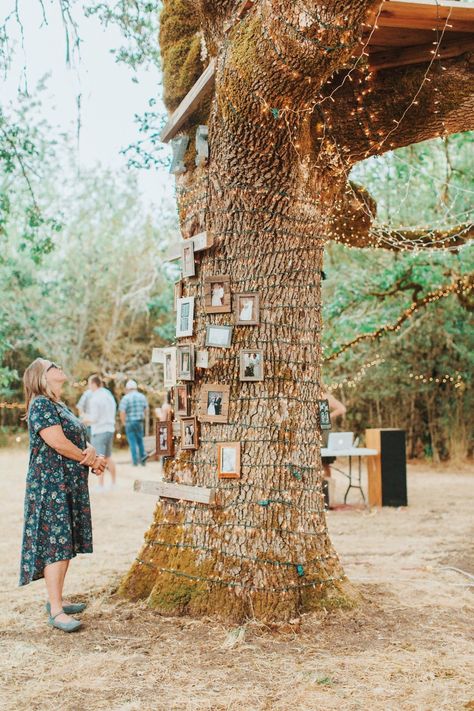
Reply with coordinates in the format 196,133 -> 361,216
44,559 -> 76,623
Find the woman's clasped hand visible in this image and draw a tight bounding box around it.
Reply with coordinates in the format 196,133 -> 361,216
78,443 -> 106,474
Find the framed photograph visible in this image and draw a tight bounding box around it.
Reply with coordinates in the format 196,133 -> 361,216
235,293 -> 260,325
176,296 -> 195,338
217,442 -> 241,479
196,350 -> 209,368
162,347 -> 177,388
204,275 -> 231,314
156,420 -> 174,457
239,349 -> 264,382
181,416 -> 199,450
318,399 -> 332,431
181,241 -> 195,278
177,344 -> 195,381
174,384 -> 190,416
174,280 -> 183,311
198,384 -> 230,423
205,324 -> 233,349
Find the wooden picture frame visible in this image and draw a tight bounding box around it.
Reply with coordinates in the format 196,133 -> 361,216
235,293 -> 260,325
181,241 -> 196,278
174,384 -> 190,417
204,275 -> 231,314
177,344 -> 195,381
156,420 -> 174,457
205,324 -> 233,349
176,296 -> 195,338
162,347 -> 177,388
217,442 -> 241,479
181,416 -> 199,450
239,349 -> 264,381
198,383 -> 230,423
174,280 -> 183,311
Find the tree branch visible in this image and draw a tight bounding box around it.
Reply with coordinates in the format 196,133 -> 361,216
324,273 -> 472,362
317,52 -> 474,164
329,182 -> 474,251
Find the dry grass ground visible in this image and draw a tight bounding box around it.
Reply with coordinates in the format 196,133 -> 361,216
0,448 -> 473,711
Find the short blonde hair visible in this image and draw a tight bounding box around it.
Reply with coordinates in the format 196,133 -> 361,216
23,358 -> 58,417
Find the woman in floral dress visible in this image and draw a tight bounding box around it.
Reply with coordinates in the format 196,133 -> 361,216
20,358 -> 106,632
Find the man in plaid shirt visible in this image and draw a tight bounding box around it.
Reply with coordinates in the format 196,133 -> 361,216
119,380 -> 149,466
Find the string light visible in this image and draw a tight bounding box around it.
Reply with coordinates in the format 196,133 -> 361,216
135,558 -> 346,593
325,274 -> 471,362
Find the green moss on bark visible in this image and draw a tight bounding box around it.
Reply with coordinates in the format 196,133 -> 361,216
159,0 -> 203,111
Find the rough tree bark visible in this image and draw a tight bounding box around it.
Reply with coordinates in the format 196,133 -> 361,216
119,0 -> 474,622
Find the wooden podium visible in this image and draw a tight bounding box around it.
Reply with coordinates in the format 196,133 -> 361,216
366,429 -> 407,507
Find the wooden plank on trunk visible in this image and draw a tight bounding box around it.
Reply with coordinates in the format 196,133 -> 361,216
163,231 -> 213,262
160,61 -> 216,143
369,34 -> 474,70
134,479 -> 216,505
370,1 -> 474,33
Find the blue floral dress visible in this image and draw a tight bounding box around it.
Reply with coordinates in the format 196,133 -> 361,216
19,396 -> 93,586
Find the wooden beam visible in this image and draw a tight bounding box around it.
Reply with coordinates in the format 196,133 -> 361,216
370,1 -> 474,33
163,231 -> 213,262
369,34 -> 474,70
160,60 -> 216,143
134,479 -> 217,505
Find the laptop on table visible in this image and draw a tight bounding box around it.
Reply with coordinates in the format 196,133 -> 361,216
327,432 -> 354,450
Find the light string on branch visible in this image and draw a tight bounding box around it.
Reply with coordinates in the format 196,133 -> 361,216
135,558 -> 345,593
324,274 -> 471,362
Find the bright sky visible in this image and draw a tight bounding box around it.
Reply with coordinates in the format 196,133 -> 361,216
2,2 -> 174,208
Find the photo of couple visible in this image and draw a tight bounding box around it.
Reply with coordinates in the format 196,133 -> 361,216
207,392 -> 223,416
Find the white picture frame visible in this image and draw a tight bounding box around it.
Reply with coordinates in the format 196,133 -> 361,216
205,324 -> 233,349
176,297 -> 195,338
181,241 -> 196,278
162,347 -> 177,388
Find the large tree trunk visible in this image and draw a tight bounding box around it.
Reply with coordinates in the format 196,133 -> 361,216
119,0 -> 474,622
119,98 -> 349,623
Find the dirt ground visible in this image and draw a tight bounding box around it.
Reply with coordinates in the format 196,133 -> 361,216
0,448 -> 473,711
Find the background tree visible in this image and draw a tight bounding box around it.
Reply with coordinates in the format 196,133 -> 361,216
119,0 -> 474,622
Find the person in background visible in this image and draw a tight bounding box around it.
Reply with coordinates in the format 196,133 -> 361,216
20,358 -> 105,633
77,382 -> 93,441
84,374 -> 117,492
119,380 -> 149,467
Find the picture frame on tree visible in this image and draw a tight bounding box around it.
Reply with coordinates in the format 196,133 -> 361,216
181,416 -> 199,450
318,399 -> 332,430
205,324 -> 233,349
198,384 -> 230,423
204,275 -> 231,314
174,280 -> 183,311
156,420 -> 174,458
177,344 -> 195,381
196,350 -> 209,368
162,347 -> 177,388
176,297 -> 195,338
181,241 -> 196,277
235,293 -> 260,325
239,350 -> 264,381
174,384 -> 190,416
217,442 -> 241,479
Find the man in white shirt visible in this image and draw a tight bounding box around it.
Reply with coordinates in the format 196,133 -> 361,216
85,374 -> 117,491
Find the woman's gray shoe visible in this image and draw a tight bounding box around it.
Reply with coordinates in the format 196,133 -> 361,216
48,611 -> 82,632
45,601 -> 87,615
